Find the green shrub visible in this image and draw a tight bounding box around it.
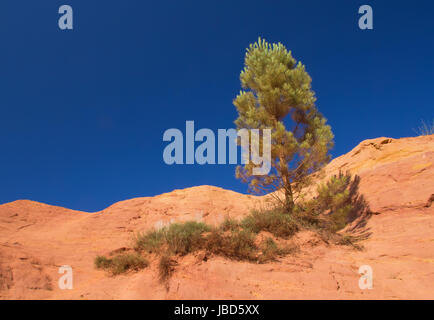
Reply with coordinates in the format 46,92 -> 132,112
95,253 -> 149,275
111,254 -> 148,275
205,229 -> 257,261
316,173 -> 350,211
329,205 -> 353,232
312,172 -> 354,232
258,237 -> 299,263
226,230 -> 257,260
241,208 -> 298,238
203,229 -> 225,252
158,254 -> 175,282
258,237 -> 279,263
165,221 -> 210,255
219,217 -> 240,232
95,256 -> 112,269
292,202 -> 322,229
134,229 -> 165,252
135,221 -> 210,255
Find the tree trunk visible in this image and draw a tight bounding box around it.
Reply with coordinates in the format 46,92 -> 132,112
279,154 -> 294,213
283,176 -> 294,213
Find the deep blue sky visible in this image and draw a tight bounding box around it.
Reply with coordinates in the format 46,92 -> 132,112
0,1 -> 433,212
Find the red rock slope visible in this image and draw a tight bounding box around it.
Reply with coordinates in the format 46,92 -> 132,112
0,135 -> 433,299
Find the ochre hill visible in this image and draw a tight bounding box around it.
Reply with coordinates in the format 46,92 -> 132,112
1,135 -> 433,299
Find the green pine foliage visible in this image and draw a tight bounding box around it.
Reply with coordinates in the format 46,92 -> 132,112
316,173 -> 353,232
234,38 -> 334,211
295,172 -> 358,233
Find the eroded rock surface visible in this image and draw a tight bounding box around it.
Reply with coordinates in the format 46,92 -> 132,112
1,135 -> 433,299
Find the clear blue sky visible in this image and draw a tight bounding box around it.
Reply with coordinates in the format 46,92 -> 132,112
0,1 -> 433,212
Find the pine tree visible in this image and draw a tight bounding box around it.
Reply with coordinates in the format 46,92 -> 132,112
234,38 -> 334,212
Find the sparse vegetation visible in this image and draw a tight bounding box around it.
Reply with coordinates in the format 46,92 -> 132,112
258,237 -> 280,263
94,253 -> 149,275
134,229 -> 165,253
94,256 -> 112,269
158,254 -> 176,282
241,208 -> 299,238
95,172 -> 369,280
205,229 -> 257,261
135,221 -> 210,255
164,221 -> 210,255
219,217 -> 240,232
334,234 -> 364,251
295,172 -> 369,231
414,119 -> 434,136
94,40 -> 372,286
308,172 -> 355,232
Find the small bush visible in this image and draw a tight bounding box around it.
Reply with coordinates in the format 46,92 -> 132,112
219,217 -> 240,232
205,229 -> 257,261
328,205 -> 353,232
226,230 -> 257,260
258,237 -> 299,263
258,237 -> 279,263
203,229 -> 225,252
95,256 -> 112,269
312,172 -> 354,232
135,221 -> 210,255
241,208 -> 298,238
94,253 -> 148,275
134,230 -> 165,252
316,173 -> 350,210
292,202 -> 322,229
111,254 -> 148,275
414,119 -> 434,136
158,254 -> 176,282
164,221 -> 210,255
